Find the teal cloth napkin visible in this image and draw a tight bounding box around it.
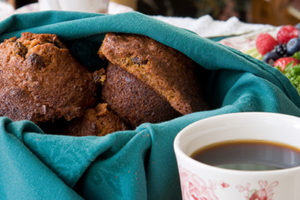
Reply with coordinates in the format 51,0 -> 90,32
0,11 -> 299,200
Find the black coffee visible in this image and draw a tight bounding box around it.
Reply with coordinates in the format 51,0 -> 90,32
191,140 -> 300,171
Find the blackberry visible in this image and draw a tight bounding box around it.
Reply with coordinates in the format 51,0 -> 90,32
274,44 -> 287,57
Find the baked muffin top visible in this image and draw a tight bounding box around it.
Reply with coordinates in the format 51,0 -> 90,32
0,32 -> 97,123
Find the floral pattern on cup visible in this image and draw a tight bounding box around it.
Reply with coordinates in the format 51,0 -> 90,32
178,166 -> 279,200
236,180 -> 279,200
178,167 -> 230,200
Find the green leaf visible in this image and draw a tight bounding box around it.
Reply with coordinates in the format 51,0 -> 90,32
281,64 -> 300,94
292,51 -> 300,60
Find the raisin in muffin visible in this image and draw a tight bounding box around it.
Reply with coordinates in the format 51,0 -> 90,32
0,32 -> 97,123
99,33 -> 208,127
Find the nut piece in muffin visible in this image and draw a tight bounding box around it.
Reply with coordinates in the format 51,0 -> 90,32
65,103 -> 129,136
0,32 -> 97,123
99,33 -> 208,127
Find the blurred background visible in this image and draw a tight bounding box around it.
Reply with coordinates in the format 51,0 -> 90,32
5,0 -> 300,25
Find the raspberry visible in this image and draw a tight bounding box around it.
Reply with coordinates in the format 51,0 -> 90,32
276,25 -> 300,44
273,57 -> 300,71
255,33 -> 278,55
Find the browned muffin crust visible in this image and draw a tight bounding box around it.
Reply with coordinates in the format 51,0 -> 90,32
99,33 -> 208,115
102,63 -> 181,127
0,32 -> 97,123
65,103 -> 129,136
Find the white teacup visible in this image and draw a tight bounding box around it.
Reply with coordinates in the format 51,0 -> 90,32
39,0 -> 109,13
174,112 -> 300,200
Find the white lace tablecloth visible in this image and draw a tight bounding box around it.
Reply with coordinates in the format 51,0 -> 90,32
0,1 -> 275,52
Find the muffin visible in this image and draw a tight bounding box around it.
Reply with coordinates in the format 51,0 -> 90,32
102,63 -> 181,127
65,103 -> 129,136
99,33 -> 208,127
0,32 -> 97,123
